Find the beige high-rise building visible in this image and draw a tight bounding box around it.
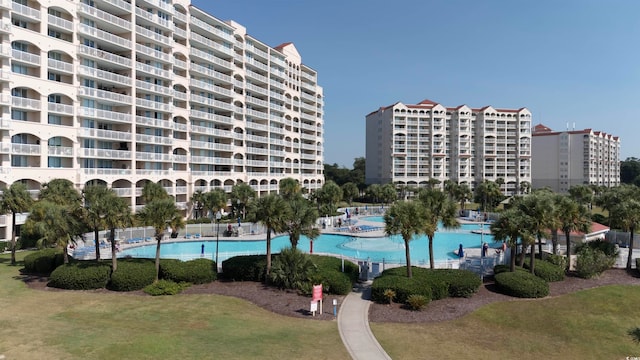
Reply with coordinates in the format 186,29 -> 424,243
365,99 -> 532,194
0,0 -> 324,241
531,124 -> 620,193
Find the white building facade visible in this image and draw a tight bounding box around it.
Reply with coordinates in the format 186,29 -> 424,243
531,124 -> 620,193
365,99 -> 532,195
0,0 -> 324,241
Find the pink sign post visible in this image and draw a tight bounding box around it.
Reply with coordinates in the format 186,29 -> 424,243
312,284 -> 323,314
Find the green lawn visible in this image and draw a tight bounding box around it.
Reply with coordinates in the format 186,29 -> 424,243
372,285 -> 640,360
0,252 -> 348,360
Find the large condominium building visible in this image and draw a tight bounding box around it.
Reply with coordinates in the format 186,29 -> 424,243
0,0 -> 325,240
531,124 -> 620,193
365,99 -> 532,195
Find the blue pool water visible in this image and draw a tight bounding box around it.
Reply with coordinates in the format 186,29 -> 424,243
119,222 -> 495,264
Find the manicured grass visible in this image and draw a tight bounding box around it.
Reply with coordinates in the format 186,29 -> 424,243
371,285 -> 640,360
0,252 -> 348,360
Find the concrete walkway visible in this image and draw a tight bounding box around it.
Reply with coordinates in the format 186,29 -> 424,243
338,282 -> 392,360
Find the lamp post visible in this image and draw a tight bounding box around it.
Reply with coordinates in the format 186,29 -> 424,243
215,210 -> 222,268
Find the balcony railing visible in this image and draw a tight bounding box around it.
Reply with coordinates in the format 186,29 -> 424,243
12,2 -> 40,21
11,143 -> 41,155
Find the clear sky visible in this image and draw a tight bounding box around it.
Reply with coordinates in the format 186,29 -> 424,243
194,0 -> 640,168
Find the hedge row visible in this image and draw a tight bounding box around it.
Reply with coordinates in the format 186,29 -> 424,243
160,258 -> 217,284
223,254 -> 358,295
49,262 -> 111,290
23,248 -> 64,275
494,271 -> 549,298
107,259 -> 156,291
371,267 -> 481,304
523,259 -> 565,282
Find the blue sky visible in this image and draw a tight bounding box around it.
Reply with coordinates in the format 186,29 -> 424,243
194,0 -> 640,168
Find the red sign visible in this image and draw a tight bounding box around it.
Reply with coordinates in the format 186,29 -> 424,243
312,284 -> 323,302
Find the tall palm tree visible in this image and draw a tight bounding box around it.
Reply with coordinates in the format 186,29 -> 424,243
452,183 -> 473,213
611,198 -> 640,270
283,196 -> 319,250
141,181 -> 170,203
83,184 -> 111,261
229,183 -> 256,220
380,183 -> 397,206
249,194 -> 288,278
384,200 -> 428,278
490,208 -> 535,272
190,190 -> 205,220
514,190 -> 554,273
1,183 -> 33,265
557,196 -> 591,270
203,188 -> 227,235
418,188 -> 460,269
25,200 -> 85,264
341,182 -> 359,206
136,197 -> 184,282
39,179 -> 81,206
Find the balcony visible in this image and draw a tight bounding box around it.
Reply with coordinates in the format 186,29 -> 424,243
78,128 -> 132,142
47,15 -> 73,32
78,3 -> 131,29
82,168 -> 132,176
136,152 -> 173,161
189,16 -> 234,42
136,133 -> 173,145
79,65 -> 131,85
135,98 -> 172,112
135,80 -> 173,96
47,103 -> 74,115
12,143 -> 41,155
78,45 -> 132,68
79,87 -> 132,105
190,63 -> 232,83
190,47 -> 233,69
135,44 -> 172,63
12,50 -> 40,66
190,33 -> 233,56
135,62 -> 171,78
48,59 -> 74,74
12,97 -> 41,110
12,2 -> 40,21
47,146 -> 73,157
79,148 -> 131,159
135,25 -> 171,46
78,107 -> 132,123
189,109 -> 232,124
135,116 -> 173,129
78,24 -> 132,50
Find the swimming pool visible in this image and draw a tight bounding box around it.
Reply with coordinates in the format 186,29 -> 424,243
119,222 -> 495,265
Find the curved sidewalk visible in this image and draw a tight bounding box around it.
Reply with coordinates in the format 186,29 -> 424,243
338,282 -> 392,360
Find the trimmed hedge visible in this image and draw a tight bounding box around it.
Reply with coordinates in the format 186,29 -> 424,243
222,255 -> 267,281
376,266 -> 481,300
0,241 -> 7,253
371,274 -> 432,304
108,259 -> 155,291
309,255 -> 359,295
23,248 -> 64,275
309,255 -> 359,283
494,271 -> 549,298
523,259 -> 565,282
160,258 -> 217,284
48,262 -> 111,290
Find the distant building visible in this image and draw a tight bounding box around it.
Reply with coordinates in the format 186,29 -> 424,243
365,99 -> 532,195
531,124 -> 620,193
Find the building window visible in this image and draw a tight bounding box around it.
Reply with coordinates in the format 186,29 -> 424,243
11,64 -> 28,74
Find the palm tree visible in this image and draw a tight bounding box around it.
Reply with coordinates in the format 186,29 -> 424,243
418,188 -> 460,269
283,196 -> 319,250
25,200 -> 85,264
452,183 -> 473,213
514,190 -> 554,273
384,200 -> 428,278
136,197 -> 184,282
1,183 -> 33,265
190,190 -> 205,220
366,184 -> 382,205
316,180 -> 342,216
611,198 -> 640,270
490,208 -> 535,272
279,177 -> 301,200
380,183 -> 397,206
203,188 -> 227,236
229,183 -> 256,220
141,181 -> 170,203
83,184 -> 111,261
518,181 -> 531,195
341,182 -> 359,206
557,196 -> 591,270
103,194 -> 131,272
249,194 -> 288,278
39,179 -> 82,206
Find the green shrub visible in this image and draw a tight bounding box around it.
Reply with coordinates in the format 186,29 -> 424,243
371,274 -> 432,304
269,247 -> 316,290
439,269 -> 482,298
575,247 -> 615,279
144,280 -> 190,296
0,241 -> 7,253
636,258 -> 640,274
383,289 -> 396,304
222,255 -> 267,281
545,254 -> 568,270
310,268 -> 352,295
160,258 -> 217,284
108,259 -> 155,291
378,267 -> 480,299
406,294 -> 429,311
310,255 -> 359,284
23,248 -> 64,275
576,239 -> 619,257
523,259 -> 565,282
494,271 -> 549,298
48,262 -> 111,290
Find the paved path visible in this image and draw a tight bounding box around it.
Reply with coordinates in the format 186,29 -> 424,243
338,282 -> 392,360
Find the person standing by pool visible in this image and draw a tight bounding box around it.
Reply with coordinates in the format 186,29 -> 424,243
482,242 -> 489,257
201,243 -> 205,257
457,244 -> 464,258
